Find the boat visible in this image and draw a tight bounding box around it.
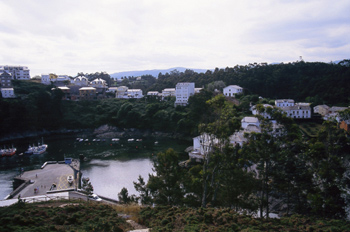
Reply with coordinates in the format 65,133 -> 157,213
112,138 -> 119,142
136,139 -> 142,142
32,138 -> 48,155
24,144 -> 36,155
1,146 -> 16,157
127,138 -> 135,142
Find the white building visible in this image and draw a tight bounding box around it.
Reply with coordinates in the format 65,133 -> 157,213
189,133 -> 219,162
74,76 -> 89,86
174,82 -> 195,106
1,88 -> 15,98
280,103 -> 311,119
0,65 -> 30,80
0,71 -> 12,87
116,86 -> 129,98
223,85 -> 243,97
147,91 -> 159,96
91,78 -> 107,88
275,99 -> 294,107
251,104 -> 274,119
241,116 -> 260,129
127,89 -> 143,99
195,88 -> 203,94
162,88 -> 176,98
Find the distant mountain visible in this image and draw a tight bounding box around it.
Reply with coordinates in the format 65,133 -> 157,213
110,67 -> 210,79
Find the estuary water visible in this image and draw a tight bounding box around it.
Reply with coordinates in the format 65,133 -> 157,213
0,134 -> 191,200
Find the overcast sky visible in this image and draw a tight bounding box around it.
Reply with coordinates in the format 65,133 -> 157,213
0,0 -> 349,77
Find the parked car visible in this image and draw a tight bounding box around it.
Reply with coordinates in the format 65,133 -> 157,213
88,193 -> 102,201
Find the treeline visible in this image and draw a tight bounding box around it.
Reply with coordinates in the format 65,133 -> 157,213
145,60 -> 350,106
118,97 -> 350,219
0,79 -> 216,138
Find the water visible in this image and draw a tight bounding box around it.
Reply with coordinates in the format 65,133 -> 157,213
0,134 -> 191,200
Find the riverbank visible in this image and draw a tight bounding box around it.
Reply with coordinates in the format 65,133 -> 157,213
0,125 -> 192,143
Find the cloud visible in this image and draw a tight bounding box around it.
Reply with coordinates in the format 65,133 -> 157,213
0,0 -> 349,76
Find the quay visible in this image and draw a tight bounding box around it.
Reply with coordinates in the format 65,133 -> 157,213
7,158 -> 81,199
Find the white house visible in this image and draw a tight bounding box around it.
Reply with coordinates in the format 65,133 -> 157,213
91,78 -> 107,88
280,103 -> 311,119
74,76 -> 89,86
147,91 -> 159,96
116,86 -> 129,98
174,82 -> 195,106
1,88 -> 15,98
127,89 -> 143,99
0,65 -> 30,80
162,88 -> 176,98
223,85 -> 243,97
0,71 -> 12,88
189,133 -> 219,162
251,104 -> 274,119
275,99 -> 294,107
195,88 -> 203,94
241,116 -> 260,129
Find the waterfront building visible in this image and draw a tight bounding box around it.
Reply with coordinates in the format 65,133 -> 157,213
74,76 -> 89,86
161,88 -> 175,98
275,99 -> 294,107
241,116 -> 260,129
116,86 -> 128,98
147,91 -> 159,96
127,89 -> 143,98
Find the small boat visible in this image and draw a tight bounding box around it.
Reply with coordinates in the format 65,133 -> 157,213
111,138 -> 119,142
154,141 -> 159,145
128,138 -> 135,142
79,138 -> 84,142
24,144 -> 36,155
33,138 -> 48,155
85,139 -> 89,142
136,139 -> 142,142
1,147 -> 16,157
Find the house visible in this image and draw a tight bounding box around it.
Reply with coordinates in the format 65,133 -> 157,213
107,87 -> 118,93
280,103 -> 311,119
1,88 -> 15,98
241,116 -> 260,129
223,85 -> 243,97
275,99 -> 294,107
74,76 -> 89,86
188,133 -> 219,162
116,86 -> 129,98
0,65 -> 30,80
251,104 -> 274,119
52,86 -> 70,100
79,87 -> 96,100
147,91 -> 159,96
0,71 -> 13,88
323,106 -> 349,122
313,105 -> 330,116
195,88 -> 203,94
174,82 -> 195,106
161,88 -> 176,98
229,125 -> 261,147
90,78 -> 107,88
127,89 -> 143,99
275,99 -> 311,119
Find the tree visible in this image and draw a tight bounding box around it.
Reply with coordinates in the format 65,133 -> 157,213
147,148 -> 184,205
118,187 -> 137,204
133,175 -> 152,205
82,177 -> 94,196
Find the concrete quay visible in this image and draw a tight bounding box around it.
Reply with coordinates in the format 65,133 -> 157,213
8,159 -> 80,199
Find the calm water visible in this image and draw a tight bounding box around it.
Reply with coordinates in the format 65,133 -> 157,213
0,134 -> 191,200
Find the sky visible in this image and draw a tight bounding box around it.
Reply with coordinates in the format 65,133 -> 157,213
0,0 -> 349,77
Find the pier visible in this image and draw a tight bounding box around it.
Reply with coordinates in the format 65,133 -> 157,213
8,159 -> 81,199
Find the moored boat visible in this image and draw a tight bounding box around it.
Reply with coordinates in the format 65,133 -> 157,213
24,144 -> 36,155
32,138 -> 48,155
1,147 -> 16,157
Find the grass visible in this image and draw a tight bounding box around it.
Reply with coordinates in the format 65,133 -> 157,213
296,120 -> 323,138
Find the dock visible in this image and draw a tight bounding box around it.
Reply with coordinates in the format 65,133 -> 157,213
8,159 -> 81,199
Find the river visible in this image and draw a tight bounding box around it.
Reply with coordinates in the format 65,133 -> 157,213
0,134 -> 191,200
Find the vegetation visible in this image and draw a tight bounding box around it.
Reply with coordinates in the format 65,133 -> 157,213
0,200 -> 132,232
138,206 -> 350,232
